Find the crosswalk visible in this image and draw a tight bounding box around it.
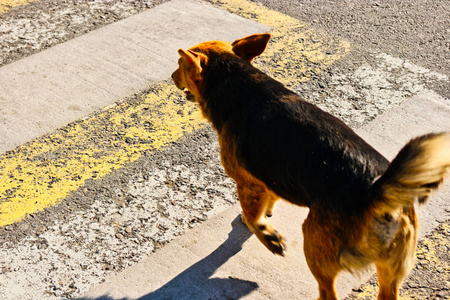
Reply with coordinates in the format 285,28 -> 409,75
0,0 -> 448,299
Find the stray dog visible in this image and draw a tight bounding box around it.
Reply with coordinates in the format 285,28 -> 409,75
172,33 -> 450,300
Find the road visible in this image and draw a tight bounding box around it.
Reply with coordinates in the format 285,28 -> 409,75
0,0 -> 449,299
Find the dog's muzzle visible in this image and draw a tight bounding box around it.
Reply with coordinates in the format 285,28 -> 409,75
172,70 -> 196,102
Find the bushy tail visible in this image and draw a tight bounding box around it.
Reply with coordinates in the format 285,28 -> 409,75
371,132 -> 450,214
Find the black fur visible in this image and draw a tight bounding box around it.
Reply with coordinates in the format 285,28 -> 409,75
201,53 -> 390,214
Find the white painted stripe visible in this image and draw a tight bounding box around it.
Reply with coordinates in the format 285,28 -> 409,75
0,0 -> 269,153
0,139 -> 238,299
295,53 -> 448,128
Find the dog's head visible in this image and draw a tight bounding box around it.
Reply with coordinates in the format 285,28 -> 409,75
172,33 -> 271,103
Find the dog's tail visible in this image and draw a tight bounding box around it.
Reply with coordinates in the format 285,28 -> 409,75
340,133 -> 450,271
370,132 -> 450,214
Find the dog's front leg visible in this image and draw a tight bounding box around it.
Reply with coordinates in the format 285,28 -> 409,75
237,184 -> 286,256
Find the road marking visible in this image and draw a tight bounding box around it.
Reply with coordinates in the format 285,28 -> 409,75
0,141 -> 237,299
0,0 -> 268,153
0,0 -> 32,14
211,0 -> 350,85
0,1 -> 448,299
0,83 -> 204,227
0,0 -> 349,227
296,52 -> 449,128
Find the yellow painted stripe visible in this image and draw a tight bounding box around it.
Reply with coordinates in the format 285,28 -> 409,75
0,0 -> 350,227
0,0 -> 33,14
211,0 -> 350,85
0,83 -> 203,226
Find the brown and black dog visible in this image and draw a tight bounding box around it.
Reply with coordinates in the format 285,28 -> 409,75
172,33 -> 450,300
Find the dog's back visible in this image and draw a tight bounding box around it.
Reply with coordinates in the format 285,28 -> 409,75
202,51 -> 390,211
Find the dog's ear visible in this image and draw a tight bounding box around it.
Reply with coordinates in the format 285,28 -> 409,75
231,33 -> 271,63
177,49 -> 207,82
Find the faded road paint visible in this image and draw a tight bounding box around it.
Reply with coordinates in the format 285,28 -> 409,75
0,83 -> 203,226
0,0 -> 32,14
210,0 -> 350,85
0,0 -> 349,226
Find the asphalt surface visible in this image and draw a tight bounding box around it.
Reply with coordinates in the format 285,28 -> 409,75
0,0 -> 449,299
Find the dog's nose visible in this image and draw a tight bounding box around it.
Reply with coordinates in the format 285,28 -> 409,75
171,72 -> 174,79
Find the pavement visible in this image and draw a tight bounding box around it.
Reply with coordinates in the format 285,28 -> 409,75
81,91 -> 450,300
0,0 -> 269,228
0,0 -> 267,154
0,0 -> 449,299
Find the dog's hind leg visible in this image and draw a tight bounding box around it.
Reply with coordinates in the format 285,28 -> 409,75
237,183 -> 286,256
375,263 -> 404,300
375,244 -> 416,300
374,207 -> 418,300
303,209 -> 342,300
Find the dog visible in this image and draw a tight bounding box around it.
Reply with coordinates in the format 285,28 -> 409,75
172,33 -> 450,300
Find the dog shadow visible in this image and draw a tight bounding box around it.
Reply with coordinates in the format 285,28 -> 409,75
80,216 -> 257,300
136,215 -> 257,300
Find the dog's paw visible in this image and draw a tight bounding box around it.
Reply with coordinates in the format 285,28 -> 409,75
263,230 -> 286,256
255,223 -> 286,256
240,213 -> 286,256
